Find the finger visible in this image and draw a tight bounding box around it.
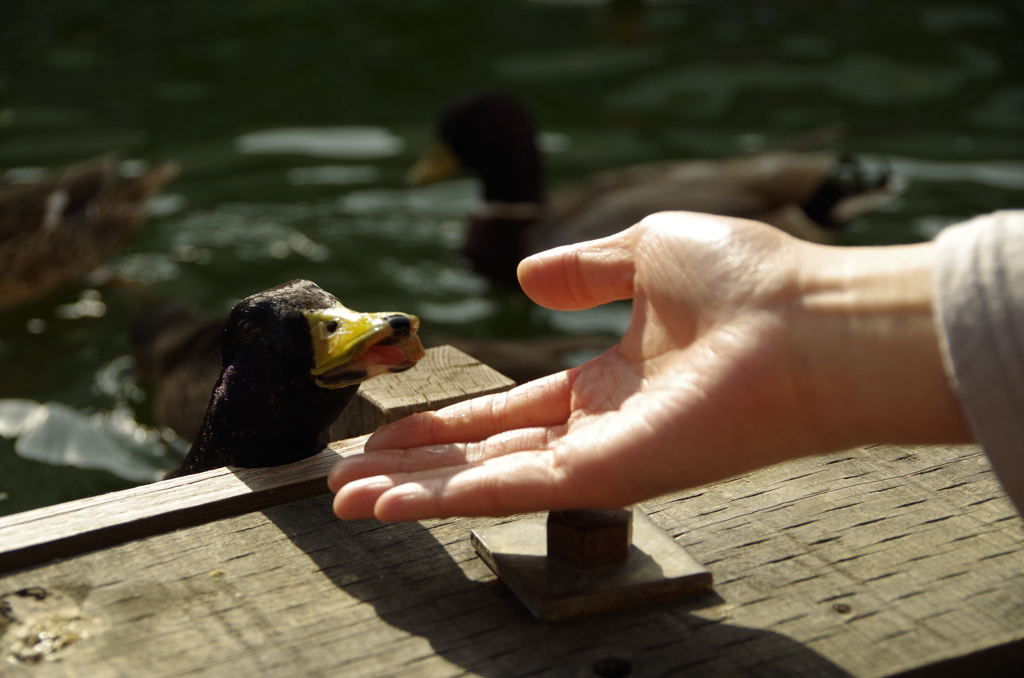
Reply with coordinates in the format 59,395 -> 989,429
334,408 -> 673,521
328,445 -> 469,493
335,450 -> 585,521
518,229 -> 636,311
328,425 -> 563,491
364,370 -> 575,451
333,475 -> 395,519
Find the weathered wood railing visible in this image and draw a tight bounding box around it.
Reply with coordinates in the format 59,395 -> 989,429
0,345 -> 1022,677
0,345 -> 514,575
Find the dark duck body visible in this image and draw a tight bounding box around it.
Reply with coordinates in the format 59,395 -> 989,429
131,302 -> 224,444
411,92 -> 902,285
0,156 -> 178,309
165,279 -> 424,479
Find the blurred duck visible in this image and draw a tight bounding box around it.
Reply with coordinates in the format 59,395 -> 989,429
131,301 -> 224,444
410,92 -> 902,285
0,156 -> 178,309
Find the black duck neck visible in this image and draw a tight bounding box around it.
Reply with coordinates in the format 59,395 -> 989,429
462,214 -> 537,287
475,148 -> 545,205
165,364 -> 358,478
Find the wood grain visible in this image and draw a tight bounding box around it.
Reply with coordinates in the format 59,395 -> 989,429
2,442 -> 1021,677
0,437 -> 365,575
330,344 -> 515,440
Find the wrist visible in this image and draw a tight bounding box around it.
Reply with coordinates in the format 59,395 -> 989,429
794,241 -> 972,447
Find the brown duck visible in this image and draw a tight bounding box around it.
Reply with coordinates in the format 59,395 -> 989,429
131,301 -> 223,444
410,92 -> 901,285
0,156 -> 178,309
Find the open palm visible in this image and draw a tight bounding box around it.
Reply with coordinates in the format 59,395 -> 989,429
329,212 -> 966,521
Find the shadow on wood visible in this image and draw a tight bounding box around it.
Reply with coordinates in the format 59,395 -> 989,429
261,495 -> 853,678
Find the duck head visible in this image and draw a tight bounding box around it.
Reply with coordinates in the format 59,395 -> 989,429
409,91 -> 545,205
165,279 -> 424,478
801,155 -> 904,229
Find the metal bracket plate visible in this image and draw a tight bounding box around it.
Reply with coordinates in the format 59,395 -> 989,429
471,508 -> 712,620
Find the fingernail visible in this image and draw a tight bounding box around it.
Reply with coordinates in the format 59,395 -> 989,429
352,475 -> 397,493
333,476 -> 397,521
375,483 -> 427,522
326,461 -> 346,491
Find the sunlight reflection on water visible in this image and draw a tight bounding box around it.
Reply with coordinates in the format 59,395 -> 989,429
286,165 -> 380,186
0,353 -> 185,483
0,399 -> 177,482
234,127 -> 405,159
337,179 -> 481,217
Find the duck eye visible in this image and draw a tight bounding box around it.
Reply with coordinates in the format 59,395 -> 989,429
325,320 -> 339,334
238,320 -> 261,343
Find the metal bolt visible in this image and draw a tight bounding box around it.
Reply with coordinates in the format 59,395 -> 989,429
547,508 -> 634,569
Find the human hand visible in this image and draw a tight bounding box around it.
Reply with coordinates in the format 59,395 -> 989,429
329,212 -> 970,521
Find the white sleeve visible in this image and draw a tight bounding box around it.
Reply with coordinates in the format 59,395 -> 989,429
934,210 -> 1024,516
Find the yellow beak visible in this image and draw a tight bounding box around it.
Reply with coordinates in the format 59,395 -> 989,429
304,304 -> 425,389
407,141 -> 462,186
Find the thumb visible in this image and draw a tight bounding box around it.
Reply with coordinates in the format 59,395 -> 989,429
517,229 -> 636,311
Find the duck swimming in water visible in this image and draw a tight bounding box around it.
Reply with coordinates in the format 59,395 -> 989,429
131,301 -> 224,444
410,92 -> 901,285
164,279 -> 424,478
0,156 -> 179,309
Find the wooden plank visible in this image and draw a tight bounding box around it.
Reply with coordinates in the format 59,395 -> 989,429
651,443 -> 1024,677
2,442 -> 1021,677
0,437 -> 361,576
331,344 -> 515,440
0,346 -> 514,575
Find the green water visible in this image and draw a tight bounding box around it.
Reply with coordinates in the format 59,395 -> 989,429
1,0 -> 1022,515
